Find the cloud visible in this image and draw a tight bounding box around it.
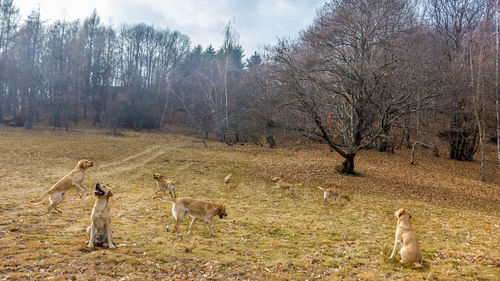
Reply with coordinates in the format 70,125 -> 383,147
15,0 -> 328,57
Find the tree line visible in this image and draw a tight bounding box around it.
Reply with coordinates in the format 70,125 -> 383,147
0,0 -> 498,177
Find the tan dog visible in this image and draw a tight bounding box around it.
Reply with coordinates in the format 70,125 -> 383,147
87,183 -> 115,248
224,173 -> 232,188
317,186 -> 350,205
152,195 -> 227,236
389,209 -> 422,265
31,159 -> 94,218
271,180 -> 299,197
153,173 -> 177,198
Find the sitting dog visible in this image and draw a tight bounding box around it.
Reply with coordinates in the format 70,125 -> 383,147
87,183 -> 115,248
31,159 -> 94,218
271,180 -> 299,197
317,186 -> 350,205
152,195 -> 227,236
153,173 -> 177,198
389,208 -> 422,265
224,173 -> 232,188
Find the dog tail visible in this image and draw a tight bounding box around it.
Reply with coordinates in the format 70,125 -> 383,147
31,192 -> 48,204
152,195 -> 175,203
317,186 -> 325,191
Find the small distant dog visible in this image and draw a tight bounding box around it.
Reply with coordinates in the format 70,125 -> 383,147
31,159 -> 94,218
270,176 -> 280,183
389,208 -> 423,265
271,181 -> 299,197
153,173 -> 177,198
317,186 -> 350,205
224,173 -> 232,188
152,195 -> 227,236
87,183 -> 115,248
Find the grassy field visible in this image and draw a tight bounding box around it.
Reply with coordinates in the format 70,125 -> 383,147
0,126 -> 499,280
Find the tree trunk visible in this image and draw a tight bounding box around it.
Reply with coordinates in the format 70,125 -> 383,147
266,135 -> 276,148
410,142 -> 417,165
377,125 -> 394,153
449,107 -> 477,161
93,110 -> 101,126
159,90 -> 170,131
340,153 -> 355,174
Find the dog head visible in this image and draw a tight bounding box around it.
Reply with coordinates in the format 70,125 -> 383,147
153,173 -> 164,180
217,205 -> 228,219
394,208 -> 411,221
78,159 -> 94,169
94,183 -> 112,198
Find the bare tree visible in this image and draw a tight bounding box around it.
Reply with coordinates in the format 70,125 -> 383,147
15,9 -> 43,129
0,0 -> 18,122
429,0 -> 486,161
271,0 -> 435,174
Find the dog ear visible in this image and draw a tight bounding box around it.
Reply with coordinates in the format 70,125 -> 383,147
108,189 -> 113,197
79,160 -> 85,168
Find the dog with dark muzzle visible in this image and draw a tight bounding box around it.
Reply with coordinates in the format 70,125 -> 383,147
152,195 -> 227,236
86,183 -> 115,248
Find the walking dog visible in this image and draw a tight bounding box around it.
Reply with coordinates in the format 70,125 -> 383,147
152,195 -> 227,236
153,173 -> 177,198
317,186 -> 350,205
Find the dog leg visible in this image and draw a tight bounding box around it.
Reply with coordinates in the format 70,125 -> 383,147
47,204 -> 56,219
106,223 -> 115,248
166,217 -> 175,232
87,224 -> 96,247
400,246 -> 408,263
86,226 -> 91,242
75,183 -> 86,198
54,206 -> 63,213
205,219 -> 215,236
187,218 -> 197,234
389,240 -> 401,259
174,218 -> 182,233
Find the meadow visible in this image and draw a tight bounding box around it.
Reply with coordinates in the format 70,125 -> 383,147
0,127 -> 498,280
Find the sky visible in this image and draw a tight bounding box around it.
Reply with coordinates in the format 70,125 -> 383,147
16,0 -> 328,58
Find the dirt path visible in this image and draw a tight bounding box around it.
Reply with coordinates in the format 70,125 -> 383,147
94,144 -> 181,176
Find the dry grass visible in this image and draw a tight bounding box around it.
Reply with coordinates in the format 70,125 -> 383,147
0,126 -> 499,280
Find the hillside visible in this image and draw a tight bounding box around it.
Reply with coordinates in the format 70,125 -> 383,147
0,127 -> 498,280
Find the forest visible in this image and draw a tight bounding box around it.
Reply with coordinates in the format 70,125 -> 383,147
0,0 -> 498,176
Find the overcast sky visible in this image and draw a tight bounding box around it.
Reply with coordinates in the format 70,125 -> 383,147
16,0 -> 328,58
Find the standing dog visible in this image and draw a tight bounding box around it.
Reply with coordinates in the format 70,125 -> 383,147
224,173 -> 232,188
152,173 -> 177,198
389,208 -> 422,265
31,159 -> 94,218
317,186 -> 350,205
87,183 -> 115,248
152,195 -> 227,236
